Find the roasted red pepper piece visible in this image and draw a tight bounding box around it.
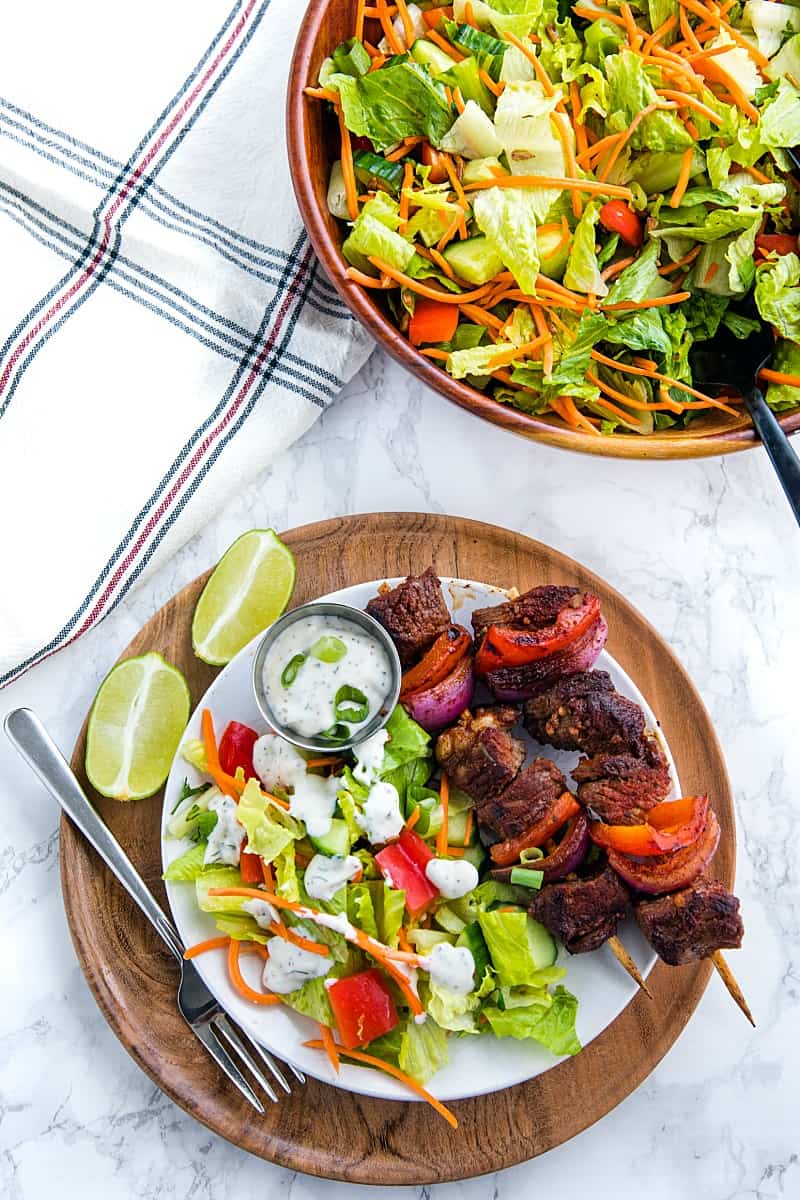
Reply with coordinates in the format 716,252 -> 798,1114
375,829 -> 438,916
475,594 -> 601,674
328,968 -> 399,1049
609,811 -> 721,894
489,791 -> 581,866
399,624 -> 471,698
588,794 -> 709,857
219,721 -> 259,779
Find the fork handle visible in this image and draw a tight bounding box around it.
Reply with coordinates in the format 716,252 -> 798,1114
5,708 -> 185,964
746,387 -> 800,527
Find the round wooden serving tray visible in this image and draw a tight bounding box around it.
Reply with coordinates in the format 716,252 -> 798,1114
61,513 -> 735,1184
286,0 -> 800,459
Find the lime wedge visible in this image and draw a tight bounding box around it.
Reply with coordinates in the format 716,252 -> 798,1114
192,529 -> 296,665
85,652 -> 190,800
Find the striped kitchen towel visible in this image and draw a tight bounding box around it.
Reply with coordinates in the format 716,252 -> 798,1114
0,0 -> 373,685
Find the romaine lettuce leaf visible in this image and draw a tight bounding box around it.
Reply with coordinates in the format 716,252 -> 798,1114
494,81 -> 566,187
473,186 -> 541,291
334,62 -> 454,152
755,250 -> 800,339
745,0 -> 800,58
398,1015 -> 449,1083
275,841 -> 300,902
453,0 -> 546,39
196,867 -> 245,913
564,200 -> 607,297
604,241 -> 662,305
236,778 -> 297,863
605,50 -> 694,151
484,985 -> 580,1054
604,310 -> 671,356
181,738 -> 208,773
367,880 -> 406,947
347,880 -> 379,938
381,704 -> 432,773
343,195 -> 416,274
652,206 -> 764,243
759,76 -> 800,151
478,910 -> 555,987
163,842 -> 211,882
213,913 -> 271,944
765,339 -> 800,410
282,976 -> 335,1026
426,979 -> 482,1032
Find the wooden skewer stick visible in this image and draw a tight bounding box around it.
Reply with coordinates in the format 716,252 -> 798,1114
711,951 -> 755,1026
608,935 -> 653,998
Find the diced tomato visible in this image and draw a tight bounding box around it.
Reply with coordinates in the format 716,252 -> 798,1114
599,200 -> 643,248
421,142 -> 449,183
328,969 -> 399,1050
375,831 -> 438,916
409,298 -> 459,347
240,847 -> 265,884
219,721 -> 259,779
755,233 -> 798,257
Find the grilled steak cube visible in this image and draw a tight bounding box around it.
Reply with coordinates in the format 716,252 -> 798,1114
366,567 -> 450,665
524,670 -> 646,756
476,757 -> 568,842
435,705 -> 524,805
528,864 -> 630,954
573,737 -> 671,824
634,878 -> 744,965
472,585 -> 581,638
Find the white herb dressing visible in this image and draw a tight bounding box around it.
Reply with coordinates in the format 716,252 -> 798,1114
425,858 -> 479,900
262,614 -> 392,739
421,943 -> 475,996
262,937 -> 333,994
352,728 -> 389,787
242,898 -> 280,929
304,853 -> 362,902
252,732 -> 339,838
356,779 -> 404,844
203,794 -> 245,866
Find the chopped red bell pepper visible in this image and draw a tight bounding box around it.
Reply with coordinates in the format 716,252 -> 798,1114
475,594 -> 601,674
375,829 -> 438,916
588,794 -> 710,857
408,298 -> 460,347
489,792 -> 581,866
328,968 -> 399,1050
240,847 -> 265,884
755,233 -> 798,258
219,721 -> 259,779
400,625 -> 472,697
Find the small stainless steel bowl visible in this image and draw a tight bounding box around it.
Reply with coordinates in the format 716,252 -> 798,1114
251,600 -> 402,753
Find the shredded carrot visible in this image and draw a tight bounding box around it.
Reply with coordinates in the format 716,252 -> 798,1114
569,81 -> 589,159
576,129 -> 626,168
461,809 -> 474,848
659,244 -> 702,274
428,247 -> 456,279
620,2 -> 642,47
743,163 -> 773,186
530,302 -> 554,376
464,0 -> 478,26
587,370 -> 683,412
269,922 -> 331,957
304,755 -> 343,769
200,709 -> 240,799
462,175 -> 635,200
687,41 -> 733,61
641,13 -> 677,55
678,0 -> 770,66
184,936 -> 230,959
480,68 -> 505,97
551,112 -> 582,217
589,349 -> 739,412
703,261 -> 719,283
604,291 -> 691,310
693,54 -> 759,121
304,86 -> 340,102
356,0 -> 367,39
601,255 -> 636,281
574,5 -> 627,26
597,102 -> 677,183
395,0 -> 416,47
420,347 -> 451,360
227,939 -> 282,1005
319,1023 -> 340,1073
560,393 -> 602,434
363,40 -> 381,58
436,209 -> 462,252
368,54 -> 388,71
679,4 -> 703,53
633,356 -> 658,371
428,28 -> 464,60
346,266 -> 396,288
376,0 -> 405,54
303,1041 -> 459,1127
404,805 -> 421,832
261,859 -> 274,889
335,102 -> 359,221
670,147 -> 695,208
759,367 -> 800,388
459,302 -> 505,330
385,137 -> 425,161
399,160 -> 413,234
656,89 -> 724,125
504,32 -> 554,95
436,773 -> 450,856
368,258 -> 493,302
453,86 -> 466,114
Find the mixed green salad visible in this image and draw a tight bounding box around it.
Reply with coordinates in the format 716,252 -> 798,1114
164,704 -> 579,1122
307,0 -> 800,435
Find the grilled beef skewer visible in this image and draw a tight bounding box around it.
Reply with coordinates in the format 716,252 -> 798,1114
366,567 -> 451,666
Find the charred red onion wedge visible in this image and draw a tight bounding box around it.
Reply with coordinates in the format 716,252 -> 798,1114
490,811 -> 590,884
484,615 -> 608,701
402,652 -> 475,733
609,811 -> 721,894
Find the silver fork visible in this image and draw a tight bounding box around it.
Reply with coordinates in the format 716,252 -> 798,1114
5,706 -> 303,1112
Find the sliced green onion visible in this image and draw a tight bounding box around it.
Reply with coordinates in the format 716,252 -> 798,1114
509,867 -> 545,890
318,722 -> 352,744
334,684 -> 370,723
281,653 -> 306,687
308,635 -> 347,663
519,846 -> 545,864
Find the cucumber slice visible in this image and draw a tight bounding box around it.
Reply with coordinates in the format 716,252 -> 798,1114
408,928 -> 454,953
352,150 -> 405,195
462,842 -> 487,870
526,916 -> 557,969
537,223 -> 570,280
434,904 -> 467,934
411,37 -> 456,76
445,21 -> 506,78
440,57 -> 495,116
446,806 -> 473,844
456,921 -> 491,978
331,37 -> 371,77
444,235 -> 504,285
309,818 -> 351,857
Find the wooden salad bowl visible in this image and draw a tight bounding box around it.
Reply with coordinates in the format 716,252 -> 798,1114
285,0 -> 800,459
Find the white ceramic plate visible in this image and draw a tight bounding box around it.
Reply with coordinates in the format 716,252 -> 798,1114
162,577 -> 679,1103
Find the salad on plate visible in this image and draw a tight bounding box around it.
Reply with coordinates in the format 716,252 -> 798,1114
306,0 -> 800,436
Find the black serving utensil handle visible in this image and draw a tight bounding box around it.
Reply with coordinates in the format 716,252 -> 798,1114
745,386 -> 800,527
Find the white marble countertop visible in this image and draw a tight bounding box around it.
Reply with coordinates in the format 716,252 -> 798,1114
2,349 -> 798,1200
